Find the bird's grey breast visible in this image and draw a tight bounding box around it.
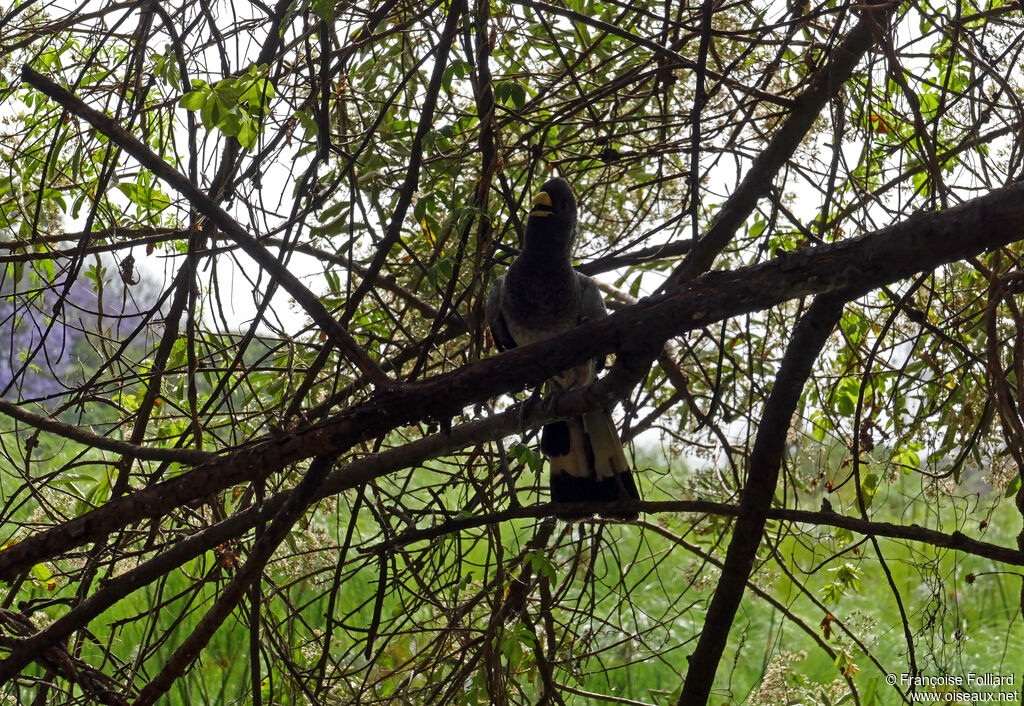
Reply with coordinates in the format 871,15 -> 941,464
501,258 -> 581,346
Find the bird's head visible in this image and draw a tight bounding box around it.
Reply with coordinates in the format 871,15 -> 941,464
525,177 -> 577,252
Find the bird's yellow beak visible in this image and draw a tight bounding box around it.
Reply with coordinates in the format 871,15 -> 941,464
529,190 -> 553,217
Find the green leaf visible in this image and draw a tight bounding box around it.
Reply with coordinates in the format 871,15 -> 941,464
117,182 -> 170,212
527,550 -> 557,583
84,262 -> 105,291
426,254 -> 454,290
912,168 -> 930,196
510,442 -> 543,474
833,563 -> 861,589
7,261 -> 24,284
833,377 -> 860,417
810,410 -> 829,442
179,90 -> 205,111
312,0 -> 335,22
892,443 -> 922,471
36,258 -> 54,282
237,121 -> 257,148
219,112 -> 242,137
169,337 -> 187,368
200,96 -> 216,129
920,91 -> 940,118
413,192 -> 438,223
30,562 -> 55,591
858,473 -> 879,508
1005,475 -> 1021,498
441,60 -> 472,93
822,581 -> 843,604
213,78 -> 243,106
628,273 -> 642,299
508,82 -> 526,110
493,81 -> 527,110
296,109 -> 318,137
500,631 -> 523,665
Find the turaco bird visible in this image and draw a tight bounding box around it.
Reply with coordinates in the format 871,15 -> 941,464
487,177 -> 640,520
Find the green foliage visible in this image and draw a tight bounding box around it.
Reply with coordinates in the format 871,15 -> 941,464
117,173 -> 170,222
178,64 -> 275,148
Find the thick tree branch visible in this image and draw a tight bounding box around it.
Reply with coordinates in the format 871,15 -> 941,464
1,177 -> 1023,582
0,279 -> 1000,688
2,483 -> 1018,685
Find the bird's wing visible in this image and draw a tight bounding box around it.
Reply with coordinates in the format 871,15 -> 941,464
486,275 -> 517,351
577,272 -> 608,321
577,272 -> 609,371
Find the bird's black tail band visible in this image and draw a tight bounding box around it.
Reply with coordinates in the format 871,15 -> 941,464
542,412 -> 639,520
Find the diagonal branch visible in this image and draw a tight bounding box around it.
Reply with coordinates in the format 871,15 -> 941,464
339,0 -> 466,327
0,396 -> 213,464
678,293 -> 846,703
0,608 -> 127,705
512,0 -> 797,109
132,452 -> 339,705
664,0 -> 895,287
1,176 -> 1024,581
2,465 -> 1020,686
19,64 -> 391,390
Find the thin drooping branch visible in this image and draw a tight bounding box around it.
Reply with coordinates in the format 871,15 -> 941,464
679,293 -> 846,704
2,177 -> 1024,580
19,64 -> 391,390
0,396 -> 213,465
639,522 -> 863,702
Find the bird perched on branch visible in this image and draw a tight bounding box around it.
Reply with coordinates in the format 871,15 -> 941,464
487,177 -> 639,520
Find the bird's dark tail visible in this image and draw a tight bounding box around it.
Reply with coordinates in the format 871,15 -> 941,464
541,410 -> 639,520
